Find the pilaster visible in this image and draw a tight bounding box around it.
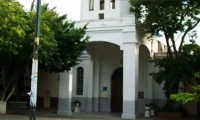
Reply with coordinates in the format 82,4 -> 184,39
57,70 -> 73,115
93,57 -> 100,112
86,59 -> 94,112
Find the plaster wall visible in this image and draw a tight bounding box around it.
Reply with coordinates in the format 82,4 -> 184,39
72,60 -> 90,98
137,32 -> 161,57
37,71 -> 59,97
94,42 -> 123,96
67,42 -> 123,112
75,16 -> 136,46
80,0 -> 130,20
86,42 -> 123,111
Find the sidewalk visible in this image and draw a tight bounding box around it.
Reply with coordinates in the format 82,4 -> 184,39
0,108 -> 199,120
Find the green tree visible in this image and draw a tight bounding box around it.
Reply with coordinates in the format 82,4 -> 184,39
0,0 -> 30,101
170,73 -> 200,104
129,0 -> 200,108
0,0 -> 89,102
150,44 -> 200,107
37,3 -> 89,72
130,0 -> 200,57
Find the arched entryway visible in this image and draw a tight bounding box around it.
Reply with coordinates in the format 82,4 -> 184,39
111,67 -> 123,112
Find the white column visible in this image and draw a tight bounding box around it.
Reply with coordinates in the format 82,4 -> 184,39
121,42 -> 139,119
86,59 -> 94,112
57,69 -> 73,115
93,58 -> 100,112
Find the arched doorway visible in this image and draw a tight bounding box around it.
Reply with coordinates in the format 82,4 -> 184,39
111,67 -> 123,112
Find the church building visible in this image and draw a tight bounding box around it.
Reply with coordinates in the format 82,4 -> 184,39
54,0 -> 167,119
0,0 -> 199,119
32,0 -> 168,119
34,0 -> 199,119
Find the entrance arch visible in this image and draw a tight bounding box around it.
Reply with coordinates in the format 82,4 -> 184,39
111,67 -> 123,112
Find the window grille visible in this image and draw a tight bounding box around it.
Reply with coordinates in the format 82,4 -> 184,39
76,67 -> 84,95
99,13 -> 104,19
100,0 -> 105,10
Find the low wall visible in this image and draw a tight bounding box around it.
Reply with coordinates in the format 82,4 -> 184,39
8,101 -> 28,108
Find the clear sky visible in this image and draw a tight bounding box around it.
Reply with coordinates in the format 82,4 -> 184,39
17,0 -> 80,20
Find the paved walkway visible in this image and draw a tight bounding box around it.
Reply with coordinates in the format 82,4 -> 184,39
0,108 -> 199,120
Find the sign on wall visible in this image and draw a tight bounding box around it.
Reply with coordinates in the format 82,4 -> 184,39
138,91 -> 144,99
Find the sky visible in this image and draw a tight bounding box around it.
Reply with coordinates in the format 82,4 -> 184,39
17,0 -> 80,20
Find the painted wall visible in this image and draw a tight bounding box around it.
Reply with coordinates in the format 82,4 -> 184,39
80,0 -> 130,20
89,43 -> 121,88
65,42 -> 123,112
37,71 -> 59,97
72,61 -> 89,98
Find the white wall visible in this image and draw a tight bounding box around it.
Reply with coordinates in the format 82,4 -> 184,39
72,60 -> 90,98
37,71 -> 59,97
84,42 -> 123,98
139,45 -> 150,98
80,0 -> 130,20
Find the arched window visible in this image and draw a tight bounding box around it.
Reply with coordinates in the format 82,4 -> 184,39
76,67 -> 84,95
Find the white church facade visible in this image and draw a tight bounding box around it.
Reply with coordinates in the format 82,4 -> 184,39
0,0 -> 199,119
39,0 -> 168,119
25,0 -> 168,119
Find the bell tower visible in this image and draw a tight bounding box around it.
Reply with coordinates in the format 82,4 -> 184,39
80,0 -> 130,20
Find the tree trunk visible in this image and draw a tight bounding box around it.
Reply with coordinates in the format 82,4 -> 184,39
0,69 -> 22,101
167,81 -> 180,109
5,74 -> 19,102
0,77 -> 14,101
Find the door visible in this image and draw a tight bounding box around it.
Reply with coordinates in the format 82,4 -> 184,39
44,91 -> 50,108
111,67 -> 123,112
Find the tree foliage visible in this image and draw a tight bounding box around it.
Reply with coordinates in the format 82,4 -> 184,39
130,0 -> 200,108
150,43 -> 200,106
0,0 -> 89,101
0,0 -> 30,101
170,73 -> 200,104
129,0 -> 200,58
30,3 -> 90,72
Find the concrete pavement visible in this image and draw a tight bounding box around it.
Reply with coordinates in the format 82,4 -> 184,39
0,108 -> 200,120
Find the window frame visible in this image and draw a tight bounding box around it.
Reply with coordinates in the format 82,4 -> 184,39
110,0 -> 115,9
100,0 -> 105,10
99,13 -> 104,19
76,67 -> 84,95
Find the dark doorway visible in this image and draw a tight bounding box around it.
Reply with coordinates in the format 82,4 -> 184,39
111,67 -> 123,112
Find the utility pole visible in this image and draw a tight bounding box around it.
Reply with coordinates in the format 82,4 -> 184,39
28,0 -> 41,120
